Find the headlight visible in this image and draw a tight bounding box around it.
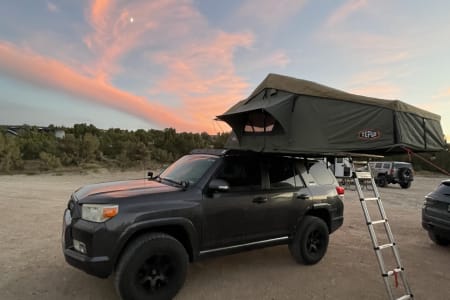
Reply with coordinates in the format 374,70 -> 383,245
81,204 -> 119,222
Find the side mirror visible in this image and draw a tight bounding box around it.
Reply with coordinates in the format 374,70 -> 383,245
208,179 -> 230,192
147,171 -> 154,179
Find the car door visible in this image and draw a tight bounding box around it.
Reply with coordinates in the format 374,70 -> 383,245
201,155 -> 267,250
246,156 -> 312,240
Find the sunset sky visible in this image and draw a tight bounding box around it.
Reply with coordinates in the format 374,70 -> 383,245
0,0 -> 449,138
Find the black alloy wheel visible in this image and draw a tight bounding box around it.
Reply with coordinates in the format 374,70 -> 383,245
136,254 -> 175,293
289,216 -> 329,265
115,233 -> 188,300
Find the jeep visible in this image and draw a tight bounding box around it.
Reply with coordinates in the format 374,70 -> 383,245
62,149 -> 344,300
369,161 -> 414,189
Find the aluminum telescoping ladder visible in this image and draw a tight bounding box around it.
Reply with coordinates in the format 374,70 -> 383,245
351,161 -> 413,300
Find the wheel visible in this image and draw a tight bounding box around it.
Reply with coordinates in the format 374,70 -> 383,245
115,233 -> 188,300
289,216 -> 329,265
398,168 -> 413,189
376,175 -> 387,187
428,231 -> 450,246
400,181 -> 411,189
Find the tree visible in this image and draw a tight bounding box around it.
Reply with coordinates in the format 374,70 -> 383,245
0,133 -> 23,173
80,133 -> 100,162
58,134 -> 80,165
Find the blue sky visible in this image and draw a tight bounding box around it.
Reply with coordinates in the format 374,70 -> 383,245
0,0 -> 449,139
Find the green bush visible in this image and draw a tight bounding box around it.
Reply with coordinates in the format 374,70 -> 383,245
0,134 -> 24,173
39,151 -> 62,170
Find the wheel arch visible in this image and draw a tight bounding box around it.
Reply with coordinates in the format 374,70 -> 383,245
112,218 -> 199,269
304,208 -> 331,233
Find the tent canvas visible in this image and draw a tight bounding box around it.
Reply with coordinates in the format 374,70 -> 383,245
217,73 -> 446,154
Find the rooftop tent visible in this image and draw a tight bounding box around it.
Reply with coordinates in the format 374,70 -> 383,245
217,73 -> 446,154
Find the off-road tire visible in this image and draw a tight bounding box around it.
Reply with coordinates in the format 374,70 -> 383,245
400,181 -> 412,189
115,233 -> 188,300
376,175 -> 387,187
289,216 -> 329,265
428,231 -> 450,246
398,168 -> 413,189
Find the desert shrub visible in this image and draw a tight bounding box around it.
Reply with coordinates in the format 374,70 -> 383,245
39,151 -> 62,170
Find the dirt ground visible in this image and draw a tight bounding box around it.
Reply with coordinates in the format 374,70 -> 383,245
0,170 -> 449,300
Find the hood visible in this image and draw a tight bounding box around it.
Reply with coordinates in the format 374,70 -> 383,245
74,179 -> 180,203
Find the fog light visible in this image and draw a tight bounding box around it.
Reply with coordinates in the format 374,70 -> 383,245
73,240 -> 87,254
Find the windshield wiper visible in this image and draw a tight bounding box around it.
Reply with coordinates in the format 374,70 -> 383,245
160,177 -> 189,189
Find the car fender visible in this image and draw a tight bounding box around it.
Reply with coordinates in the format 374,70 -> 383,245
112,217 -> 199,265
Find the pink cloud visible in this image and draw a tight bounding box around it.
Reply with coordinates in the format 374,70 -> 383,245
83,0 -> 205,82
263,50 -> 291,68
348,84 -> 401,99
1,1 -> 258,133
0,42 -> 203,131
150,31 -> 254,129
432,88 -> 450,99
346,69 -> 403,99
325,0 -> 367,27
369,51 -> 412,65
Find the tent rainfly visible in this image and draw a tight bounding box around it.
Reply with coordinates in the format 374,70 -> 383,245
217,73 -> 446,154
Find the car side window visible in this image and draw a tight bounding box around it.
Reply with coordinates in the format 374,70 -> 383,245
383,163 -> 390,169
215,157 -> 262,191
297,161 -> 316,186
297,160 -> 334,186
435,182 -> 450,195
264,157 -> 300,189
309,161 -> 335,185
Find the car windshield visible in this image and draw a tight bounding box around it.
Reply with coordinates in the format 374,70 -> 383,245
158,154 -> 218,186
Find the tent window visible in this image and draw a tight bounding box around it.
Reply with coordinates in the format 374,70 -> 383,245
244,111 -> 277,133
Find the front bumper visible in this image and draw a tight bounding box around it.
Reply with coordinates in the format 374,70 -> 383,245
63,248 -> 111,278
62,208 -> 114,278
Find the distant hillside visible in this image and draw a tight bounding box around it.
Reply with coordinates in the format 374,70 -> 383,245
0,124 -> 229,173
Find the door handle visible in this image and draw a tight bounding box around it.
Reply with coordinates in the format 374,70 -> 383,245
253,197 -> 268,204
297,193 -> 311,200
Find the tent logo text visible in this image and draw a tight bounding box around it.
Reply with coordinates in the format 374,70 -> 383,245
358,129 -> 381,140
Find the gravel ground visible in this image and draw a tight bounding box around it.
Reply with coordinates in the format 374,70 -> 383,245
0,171 -> 449,300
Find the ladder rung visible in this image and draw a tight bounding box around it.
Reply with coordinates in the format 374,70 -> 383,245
361,197 -> 379,201
355,171 -> 372,179
368,219 -> 387,225
397,295 -> 413,300
375,243 -> 395,250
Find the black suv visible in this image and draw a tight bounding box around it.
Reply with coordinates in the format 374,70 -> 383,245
422,179 -> 450,246
62,149 -> 344,300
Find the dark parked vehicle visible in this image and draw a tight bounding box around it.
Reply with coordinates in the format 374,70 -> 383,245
422,179 -> 450,246
62,149 -> 344,300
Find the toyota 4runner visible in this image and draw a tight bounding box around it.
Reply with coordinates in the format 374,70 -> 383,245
62,149 -> 344,300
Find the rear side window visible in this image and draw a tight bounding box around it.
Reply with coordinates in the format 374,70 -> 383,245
394,163 -> 412,169
435,182 -> 450,195
383,163 -> 390,168
297,160 -> 335,186
264,157 -> 300,189
309,161 -> 335,185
